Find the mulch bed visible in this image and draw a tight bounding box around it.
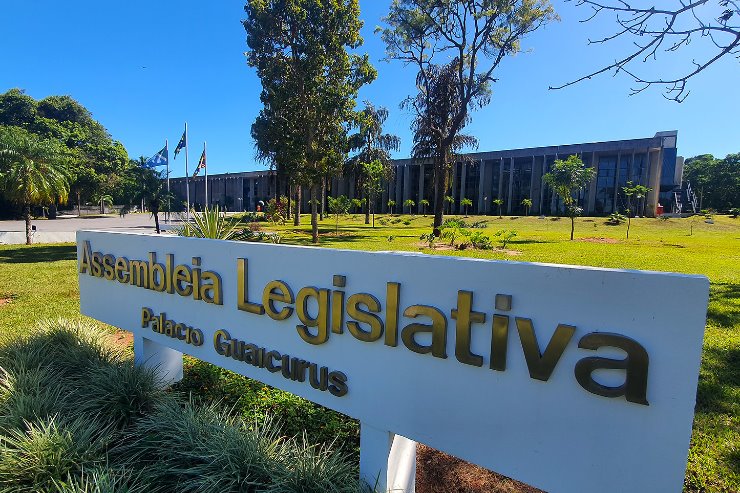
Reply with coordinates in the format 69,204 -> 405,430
416,445 -> 544,493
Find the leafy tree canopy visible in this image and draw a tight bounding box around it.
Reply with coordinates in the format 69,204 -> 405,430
0,88 -> 130,207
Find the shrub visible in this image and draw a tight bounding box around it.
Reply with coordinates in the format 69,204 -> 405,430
113,400 -> 279,493
729,207 -> 739,218
73,362 -> 164,429
176,206 -> 249,241
419,233 -> 437,249
52,467 -> 149,493
468,231 -> 493,250
605,212 -> 627,225
402,220 -> 411,225
0,416 -> 112,492
494,229 -> 517,249
266,196 -> 288,224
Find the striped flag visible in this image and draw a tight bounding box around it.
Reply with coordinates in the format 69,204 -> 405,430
174,130 -> 186,159
192,148 -> 206,177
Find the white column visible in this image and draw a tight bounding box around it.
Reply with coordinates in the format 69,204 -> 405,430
359,423 -> 416,493
134,335 -> 183,386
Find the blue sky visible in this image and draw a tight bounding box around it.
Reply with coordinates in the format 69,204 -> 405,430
1,1 -> 737,177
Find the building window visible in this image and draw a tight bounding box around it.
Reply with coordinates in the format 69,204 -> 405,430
595,155 -> 617,215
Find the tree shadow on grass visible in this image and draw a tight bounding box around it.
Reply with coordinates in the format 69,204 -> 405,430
0,244 -> 76,264
707,283 -> 740,329
695,345 -> 740,415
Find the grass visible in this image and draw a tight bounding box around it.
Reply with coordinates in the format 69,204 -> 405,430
0,213 -> 738,491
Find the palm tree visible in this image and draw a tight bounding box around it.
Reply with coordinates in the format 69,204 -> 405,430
0,126 -> 70,244
133,165 -> 173,234
493,198 -> 504,218
346,102 -> 401,225
521,198 -> 533,216
460,197 -> 472,217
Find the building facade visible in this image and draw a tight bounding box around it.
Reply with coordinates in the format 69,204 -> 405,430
170,130 -> 690,217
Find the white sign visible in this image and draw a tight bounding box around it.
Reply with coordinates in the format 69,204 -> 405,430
77,231 -> 709,493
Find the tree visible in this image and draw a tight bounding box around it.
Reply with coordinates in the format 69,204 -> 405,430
363,159 -> 385,227
493,198 -> 504,218
404,198 -> 416,214
522,198 -> 533,216
351,198 -> 364,214
551,1 -> 740,102
0,89 -> 130,209
132,165 -> 172,234
0,126 -> 70,244
347,102 -> 401,224
622,181 -> 652,239
460,197 -> 472,217
420,198 -> 430,216
328,194 -> 352,234
245,0 -> 376,244
444,195 -> 454,215
543,155 -> 595,240
387,199 -> 396,214
381,0 -> 557,234
684,153 -> 740,211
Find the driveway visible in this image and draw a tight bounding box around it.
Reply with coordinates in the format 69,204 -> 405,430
0,213 -> 183,244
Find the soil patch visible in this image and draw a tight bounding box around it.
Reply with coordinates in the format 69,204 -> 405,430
107,329 -> 134,350
579,237 -> 619,244
0,294 -> 16,307
417,242 -> 456,251
495,248 -> 522,256
416,445 -> 543,493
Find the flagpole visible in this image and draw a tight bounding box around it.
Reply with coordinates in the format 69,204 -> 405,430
165,139 -> 170,224
204,141 -> 208,208
184,122 -> 190,221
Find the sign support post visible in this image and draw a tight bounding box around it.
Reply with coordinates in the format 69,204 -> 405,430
133,335 -> 184,386
360,423 -> 417,493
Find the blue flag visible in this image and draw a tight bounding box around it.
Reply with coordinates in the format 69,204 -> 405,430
144,145 -> 168,168
174,130 -> 186,159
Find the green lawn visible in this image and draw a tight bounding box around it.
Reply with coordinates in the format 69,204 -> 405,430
0,213 -> 737,492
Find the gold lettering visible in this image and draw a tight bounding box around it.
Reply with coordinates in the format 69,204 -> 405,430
102,254 -> 115,280
213,329 -> 230,355
384,282 -> 400,347
236,258 -> 265,314
346,293 -> 384,342
173,265 -> 192,296
115,257 -> 130,283
401,305 -> 448,358
452,290 -> 486,367
141,307 -> 153,327
575,332 -> 650,405
92,252 -> 103,277
516,318 -> 575,381
490,315 -> 509,371
79,240 -> 93,274
295,286 -> 330,345
200,271 -> 223,305
129,260 -> 149,288
263,280 -> 294,320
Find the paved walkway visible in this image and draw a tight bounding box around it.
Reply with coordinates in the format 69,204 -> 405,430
0,213 -> 183,244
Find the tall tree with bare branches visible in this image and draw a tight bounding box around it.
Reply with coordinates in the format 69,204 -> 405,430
380,0 -> 557,234
551,1 -> 739,102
